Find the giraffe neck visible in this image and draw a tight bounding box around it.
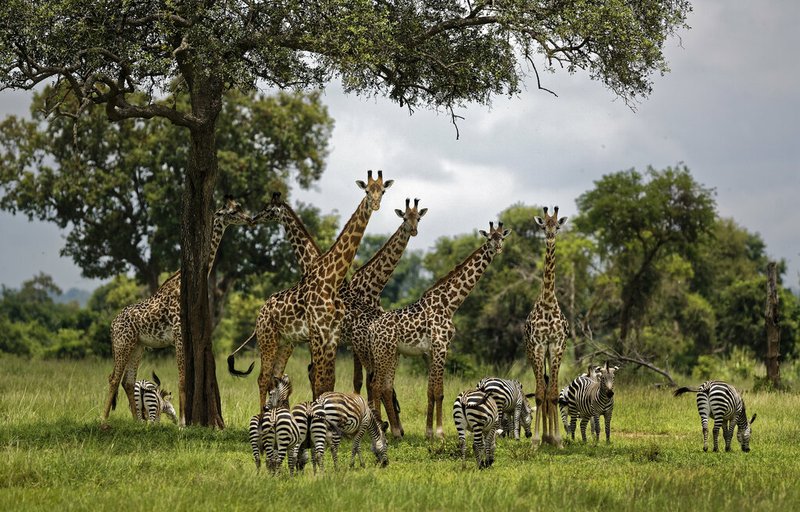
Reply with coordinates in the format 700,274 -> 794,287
317,196 -> 373,290
539,238 -> 557,303
281,205 -> 322,274
424,242 -> 497,317
206,219 -> 228,277
347,224 -> 412,304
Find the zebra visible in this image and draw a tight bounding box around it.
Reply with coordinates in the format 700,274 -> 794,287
248,404 -> 302,474
312,391 -> 389,470
453,389 -> 500,469
475,377 -> 534,440
558,362 -> 617,443
673,380 -> 757,452
133,371 -> 177,424
290,400 -> 328,473
267,374 -> 292,409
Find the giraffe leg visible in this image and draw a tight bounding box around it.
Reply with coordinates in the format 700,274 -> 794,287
122,345 -> 145,419
101,327 -> 137,426
428,347 -> 448,440
172,320 -> 187,427
256,322 -> 279,411
379,353 -> 403,438
546,343 -> 565,447
526,343 -> 547,445
309,327 -> 338,398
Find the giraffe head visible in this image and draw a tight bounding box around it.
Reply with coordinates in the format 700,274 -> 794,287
215,196 -> 252,228
356,170 -> 394,211
249,192 -> 286,225
534,206 -> 568,240
394,198 -> 427,236
478,221 -> 512,254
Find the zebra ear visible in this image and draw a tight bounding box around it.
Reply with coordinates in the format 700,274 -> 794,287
152,371 -> 161,387
750,414 -> 757,425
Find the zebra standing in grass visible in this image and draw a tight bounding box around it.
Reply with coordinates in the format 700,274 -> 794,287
290,400 -> 328,473
248,404 -> 302,474
133,371 -> 177,424
453,389 -> 500,469
312,391 -> 389,470
475,377 -> 534,440
673,380 -> 756,452
558,362 -> 617,443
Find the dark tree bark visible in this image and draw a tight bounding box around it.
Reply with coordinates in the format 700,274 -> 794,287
765,262 -> 781,389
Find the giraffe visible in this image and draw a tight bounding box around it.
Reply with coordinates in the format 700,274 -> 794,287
250,192 -> 322,275
368,222 -> 511,439
339,198 -> 427,399
228,170 -> 393,407
524,206 -> 569,447
101,198 -> 251,426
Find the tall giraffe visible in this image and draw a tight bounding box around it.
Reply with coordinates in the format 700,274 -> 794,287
524,206 -> 569,447
228,171 -> 393,406
250,192 -> 322,274
340,198 -> 427,396
368,222 -> 511,439
101,198 -> 251,426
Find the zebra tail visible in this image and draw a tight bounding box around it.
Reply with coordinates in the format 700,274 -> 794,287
673,386 -> 699,397
227,331 -> 257,377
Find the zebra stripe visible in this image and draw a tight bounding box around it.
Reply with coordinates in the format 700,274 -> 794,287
267,374 -> 293,409
290,400 -> 327,473
674,380 -> 756,452
133,372 -> 177,424
453,389 -> 499,469
558,363 -> 617,443
313,391 -> 389,469
249,405 -> 302,474
475,377 -> 533,440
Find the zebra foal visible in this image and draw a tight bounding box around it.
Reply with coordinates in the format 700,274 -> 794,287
453,389 -> 500,469
475,377 -> 534,440
674,380 -> 756,452
133,371 -> 177,424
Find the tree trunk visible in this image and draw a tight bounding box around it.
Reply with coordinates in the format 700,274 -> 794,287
180,82 -> 225,428
765,262 -> 781,389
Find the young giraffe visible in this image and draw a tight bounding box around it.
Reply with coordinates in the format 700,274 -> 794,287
229,171 -> 393,407
102,198 -> 251,426
340,198 -> 427,398
368,222 -> 511,439
525,206 -> 569,447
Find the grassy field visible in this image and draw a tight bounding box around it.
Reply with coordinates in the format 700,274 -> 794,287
2,350 -> 799,511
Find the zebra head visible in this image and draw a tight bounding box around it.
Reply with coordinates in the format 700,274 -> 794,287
268,374 -> 293,409
598,362 -> 619,397
371,418 -> 390,468
738,413 -> 757,452
160,389 -> 178,424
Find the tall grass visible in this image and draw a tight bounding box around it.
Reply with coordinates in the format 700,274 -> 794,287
2,351 -> 799,511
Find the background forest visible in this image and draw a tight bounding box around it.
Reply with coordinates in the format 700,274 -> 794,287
1,87 -> 798,387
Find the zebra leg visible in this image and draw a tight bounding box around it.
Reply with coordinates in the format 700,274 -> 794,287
330,432 -> 341,470
288,446 -> 297,477
592,415 -> 601,443
485,427 -> 497,468
350,429 -> 365,468
604,410 -> 613,443
723,420 -> 733,452
701,415 -> 709,452
473,430 -> 485,469
712,420 -> 721,452
579,417 -> 589,442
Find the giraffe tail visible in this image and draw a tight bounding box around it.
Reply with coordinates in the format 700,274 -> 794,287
673,386 -> 700,397
227,330 -> 257,377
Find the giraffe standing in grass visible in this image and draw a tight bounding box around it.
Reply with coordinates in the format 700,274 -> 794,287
368,222 -> 511,439
102,198 -> 251,426
228,171 -> 393,406
340,198 -> 427,398
525,206 -> 569,447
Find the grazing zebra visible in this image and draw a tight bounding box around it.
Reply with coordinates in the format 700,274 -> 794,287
312,391 -> 389,469
475,377 -> 534,440
133,371 -> 177,424
290,400 -> 327,473
453,389 -> 500,469
674,380 -> 757,452
558,362 -> 618,443
248,405 -> 302,474
267,374 -> 293,409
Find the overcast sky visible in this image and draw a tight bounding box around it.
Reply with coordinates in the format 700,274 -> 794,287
1,0 -> 798,293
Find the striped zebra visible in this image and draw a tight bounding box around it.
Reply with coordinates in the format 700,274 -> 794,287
133,371 -> 177,424
267,374 -> 293,409
674,380 -> 757,452
290,400 -> 328,473
248,404 -> 302,474
557,362 -> 617,443
475,377 -> 534,440
312,391 -> 389,469
453,389 -> 500,469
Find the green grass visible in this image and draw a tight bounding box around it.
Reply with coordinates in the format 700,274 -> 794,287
2,351 -> 799,511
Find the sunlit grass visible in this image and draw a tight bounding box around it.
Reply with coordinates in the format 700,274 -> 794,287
2,351 -> 799,511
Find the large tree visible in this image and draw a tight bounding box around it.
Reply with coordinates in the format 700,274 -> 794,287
0,0 -> 692,426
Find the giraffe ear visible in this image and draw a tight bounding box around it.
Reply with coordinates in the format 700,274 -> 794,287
383,179 -> 394,189
479,230 -> 489,238
395,209 -> 404,218
418,208 -> 428,217
558,216 -> 568,226
356,180 -> 367,190
534,216 -> 545,227
502,228 -> 511,237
